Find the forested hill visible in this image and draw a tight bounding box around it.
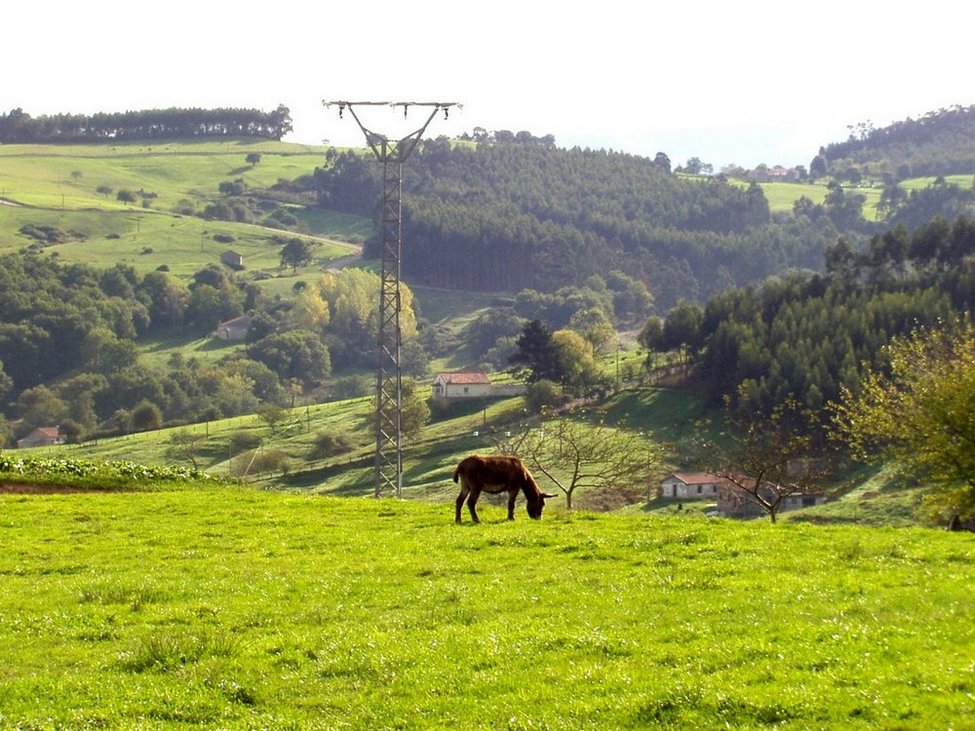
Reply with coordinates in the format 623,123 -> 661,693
0,106 -> 293,143
313,138 -> 842,308
817,104 -> 975,180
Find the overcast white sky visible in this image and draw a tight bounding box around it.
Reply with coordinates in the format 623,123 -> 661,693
5,0 -> 972,169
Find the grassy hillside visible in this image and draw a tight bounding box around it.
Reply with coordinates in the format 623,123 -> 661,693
0,139 -> 364,285
0,139 -> 326,209
0,483 -> 971,728
754,180 -> 883,219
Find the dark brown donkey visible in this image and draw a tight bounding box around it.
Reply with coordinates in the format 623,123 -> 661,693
453,454 -> 556,523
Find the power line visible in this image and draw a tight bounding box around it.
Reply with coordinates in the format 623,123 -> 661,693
324,100 -> 459,497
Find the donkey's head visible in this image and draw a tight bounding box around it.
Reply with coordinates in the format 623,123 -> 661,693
526,491 -> 558,519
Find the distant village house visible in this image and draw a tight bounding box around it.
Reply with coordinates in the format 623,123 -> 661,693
659,472 -> 727,500
215,315 -> 251,341
432,371 -> 492,400
17,426 -> 65,449
661,471 -> 826,517
220,250 -> 245,270
716,480 -> 827,519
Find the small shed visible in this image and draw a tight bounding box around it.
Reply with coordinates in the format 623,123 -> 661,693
17,426 -> 65,449
432,371 -> 492,400
215,315 -> 251,341
220,250 -> 245,270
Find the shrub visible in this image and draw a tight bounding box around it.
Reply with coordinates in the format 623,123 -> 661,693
129,400 -> 162,432
524,379 -> 566,413
234,449 -> 289,476
307,430 -> 353,460
229,431 -> 261,453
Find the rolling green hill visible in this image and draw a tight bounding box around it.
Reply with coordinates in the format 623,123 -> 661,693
0,139 -> 360,283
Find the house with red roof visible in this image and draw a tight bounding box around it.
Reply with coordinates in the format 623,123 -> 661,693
659,472 -> 729,500
16,426 -> 65,449
432,371 -> 492,400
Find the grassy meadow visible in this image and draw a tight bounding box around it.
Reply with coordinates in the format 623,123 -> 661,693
0,139 -> 328,210
0,483 -> 972,729
0,139 -> 361,286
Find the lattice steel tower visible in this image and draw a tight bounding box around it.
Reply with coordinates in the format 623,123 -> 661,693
324,101 -> 458,497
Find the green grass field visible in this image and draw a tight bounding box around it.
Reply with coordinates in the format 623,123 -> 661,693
0,139 -> 327,209
754,181 -> 883,219
0,482 -> 971,729
0,139 -> 364,285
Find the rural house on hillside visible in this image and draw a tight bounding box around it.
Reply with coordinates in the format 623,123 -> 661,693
17,426 -> 65,449
717,480 -> 827,518
432,372 -> 492,400
215,315 -> 251,341
220,250 -> 244,270
659,472 -> 728,500
662,471 -> 827,517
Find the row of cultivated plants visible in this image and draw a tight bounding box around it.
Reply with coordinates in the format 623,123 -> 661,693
0,453 -> 225,488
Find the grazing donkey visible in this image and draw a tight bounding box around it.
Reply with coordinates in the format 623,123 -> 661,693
453,454 -> 556,523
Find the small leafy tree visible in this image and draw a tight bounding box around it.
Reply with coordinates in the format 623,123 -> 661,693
523,379 -> 565,413
258,404 -> 288,435
129,400 -> 163,432
400,378 -> 431,438
245,152 -> 262,166
279,238 -> 314,274
831,318 -> 975,524
307,430 -> 353,460
230,430 -> 262,454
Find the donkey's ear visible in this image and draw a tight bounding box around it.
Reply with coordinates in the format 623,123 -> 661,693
541,492 -> 558,499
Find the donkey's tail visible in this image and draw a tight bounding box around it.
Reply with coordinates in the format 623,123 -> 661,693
453,464 -> 462,483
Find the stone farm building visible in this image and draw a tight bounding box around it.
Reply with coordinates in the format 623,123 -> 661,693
17,426 -> 65,449
220,250 -> 245,270
215,315 -> 251,341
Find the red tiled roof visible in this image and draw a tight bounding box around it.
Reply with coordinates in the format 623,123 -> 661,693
437,372 -> 491,385
667,472 -> 725,485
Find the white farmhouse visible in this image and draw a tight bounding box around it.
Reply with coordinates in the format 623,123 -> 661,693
659,472 -> 728,500
431,371 -> 492,400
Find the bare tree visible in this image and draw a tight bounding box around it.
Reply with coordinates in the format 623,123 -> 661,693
700,399 -> 829,522
501,416 -> 658,510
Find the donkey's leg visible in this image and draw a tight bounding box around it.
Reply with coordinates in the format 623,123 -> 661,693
466,487 -> 482,523
455,478 -> 470,523
507,488 -> 518,520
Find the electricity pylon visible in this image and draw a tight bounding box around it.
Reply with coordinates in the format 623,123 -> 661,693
324,101 -> 458,497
